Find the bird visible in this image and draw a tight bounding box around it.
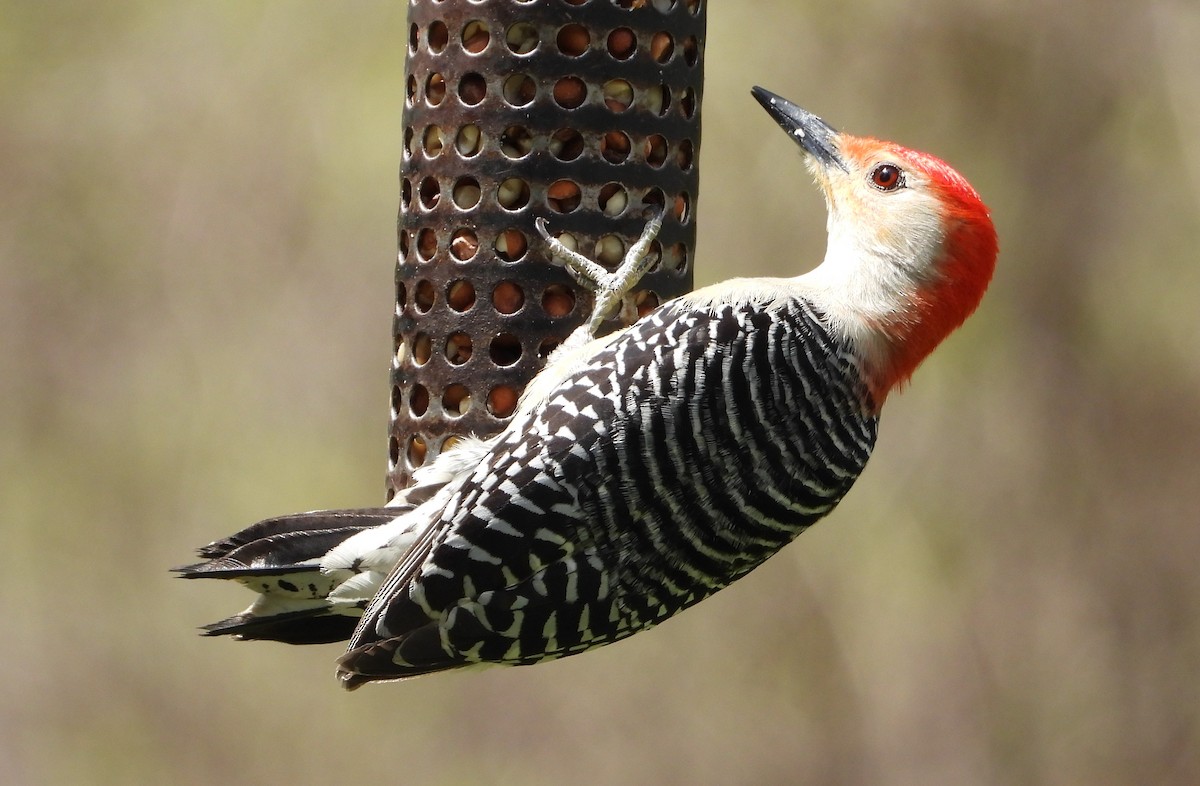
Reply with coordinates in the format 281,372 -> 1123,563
177,86 -> 998,689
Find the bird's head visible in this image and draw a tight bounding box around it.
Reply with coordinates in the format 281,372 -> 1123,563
753,87 -> 998,408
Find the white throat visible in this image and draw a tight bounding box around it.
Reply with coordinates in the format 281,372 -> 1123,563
791,208 -> 941,373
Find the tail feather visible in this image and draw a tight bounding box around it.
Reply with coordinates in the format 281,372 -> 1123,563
177,527 -> 374,579
179,508 -> 408,645
202,608 -> 360,645
195,508 -> 401,560
181,441 -> 492,654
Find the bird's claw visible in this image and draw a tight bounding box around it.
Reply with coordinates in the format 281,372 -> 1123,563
538,207 -> 667,340
536,217 -> 611,291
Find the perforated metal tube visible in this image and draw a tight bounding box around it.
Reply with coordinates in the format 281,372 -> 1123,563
389,0 -> 705,496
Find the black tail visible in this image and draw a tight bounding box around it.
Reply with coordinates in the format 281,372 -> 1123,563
178,508 -> 401,572
176,508 -> 404,644
201,608 -> 360,645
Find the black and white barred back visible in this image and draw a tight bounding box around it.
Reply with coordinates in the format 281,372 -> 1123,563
341,294 -> 879,681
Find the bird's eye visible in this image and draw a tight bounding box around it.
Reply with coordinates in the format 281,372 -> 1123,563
870,163 -> 903,191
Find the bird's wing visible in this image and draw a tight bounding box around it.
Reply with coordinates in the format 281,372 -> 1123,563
335,314 -> 666,685
337,391 -> 603,681
337,295 -> 878,686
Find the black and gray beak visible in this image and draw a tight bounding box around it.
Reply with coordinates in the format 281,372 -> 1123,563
752,86 -> 847,172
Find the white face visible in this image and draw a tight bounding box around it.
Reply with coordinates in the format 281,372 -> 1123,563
791,133 -> 997,405
814,146 -> 950,291
790,140 -> 966,391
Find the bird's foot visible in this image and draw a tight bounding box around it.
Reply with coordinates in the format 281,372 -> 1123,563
536,207 -> 666,339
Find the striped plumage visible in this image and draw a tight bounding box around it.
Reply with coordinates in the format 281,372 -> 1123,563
337,295 -> 877,684
179,87 -> 997,689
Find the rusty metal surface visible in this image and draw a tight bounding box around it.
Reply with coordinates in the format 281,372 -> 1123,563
389,0 -> 705,495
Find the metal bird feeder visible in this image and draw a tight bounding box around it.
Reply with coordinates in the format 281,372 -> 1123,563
389,0 -> 705,496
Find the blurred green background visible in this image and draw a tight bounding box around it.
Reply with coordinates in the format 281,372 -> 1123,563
3,1 -> 1198,784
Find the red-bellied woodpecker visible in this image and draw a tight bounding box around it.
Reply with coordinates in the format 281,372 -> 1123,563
178,87 -> 998,689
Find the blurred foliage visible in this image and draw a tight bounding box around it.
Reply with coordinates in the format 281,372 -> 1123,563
2,1 -> 1198,784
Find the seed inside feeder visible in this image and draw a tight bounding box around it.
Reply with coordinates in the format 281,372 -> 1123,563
450,229 -> 479,261
506,22 -> 539,54
603,79 -> 633,112
650,31 -> 674,63
447,279 -> 476,312
458,73 -> 487,106
542,284 -> 576,318
445,332 -> 473,365
462,20 -> 490,54
493,281 -> 526,315
644,134 -> 668,167
607,27 -> 636,59
423,125 -> 444,157
497,178 -> 531,210
495,229 -> 528,262
636,290 -> 661,318
455,124 -> 482,157
553,77 -> 587,109
598,183 -> 628,216
442,384 -> 472,416
596,235 -> 626,268
557,24 -> 590,56
501,125 -> 533,159
547,180 -> 582,213
549,128 -> 584,161
646,84 -> 670,116
487,386 -> 518,418
407,435 -> 427,469
502,74 -> 536,107
601,131 -> 632,163
452,177 -> 481,209
427,21 -> 448,53
426,73 -> 446,105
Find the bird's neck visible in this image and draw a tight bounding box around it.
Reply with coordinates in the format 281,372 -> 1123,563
795,240 -> 961,409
